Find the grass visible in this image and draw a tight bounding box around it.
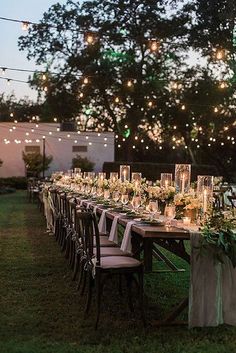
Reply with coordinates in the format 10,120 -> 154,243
0,191 -> 236,353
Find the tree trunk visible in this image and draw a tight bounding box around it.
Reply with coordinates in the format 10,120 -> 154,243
188,146 -> 197,164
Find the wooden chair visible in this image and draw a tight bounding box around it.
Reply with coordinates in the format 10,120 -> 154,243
76,211 -> 146,329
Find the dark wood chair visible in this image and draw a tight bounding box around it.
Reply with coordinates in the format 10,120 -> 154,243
76,211 -> 146,329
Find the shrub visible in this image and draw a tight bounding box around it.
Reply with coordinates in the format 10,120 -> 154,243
22,152 -> 53,178
0,177 -> 28,190
71,155 -> 95,172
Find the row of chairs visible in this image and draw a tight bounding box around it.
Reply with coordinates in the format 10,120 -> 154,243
48,188 -> 146,328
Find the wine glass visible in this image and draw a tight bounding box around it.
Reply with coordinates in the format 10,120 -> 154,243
113,191 -> 120,203
104,190 -> 110,200
96,188 -> 103,198
147,200 -> 159,221
164,205 -> 176,228
121,194 -> 129,207
131,195 -> 141,213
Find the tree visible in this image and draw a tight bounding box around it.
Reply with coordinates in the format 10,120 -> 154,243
18,0 -> 236,179
22,151 -> 53,178
72,155 -> 95,172
18,0 -> 190,160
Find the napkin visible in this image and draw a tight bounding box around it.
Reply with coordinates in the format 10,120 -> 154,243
108,215 -> 120,243
120,220 -> 136,254
98,209 -> 109,233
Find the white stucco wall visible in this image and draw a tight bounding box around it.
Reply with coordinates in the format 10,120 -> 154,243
0,123 -> 114,177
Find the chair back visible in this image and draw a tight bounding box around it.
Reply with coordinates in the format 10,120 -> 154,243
75,210 -> 101,267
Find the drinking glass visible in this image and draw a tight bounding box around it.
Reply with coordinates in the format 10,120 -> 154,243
131,195 -> 141,212
113,191 -> 120,203
121,194 -> 129,206
164,205 -> 176,227
147,200 -> 159,220
104,190 -> 110,200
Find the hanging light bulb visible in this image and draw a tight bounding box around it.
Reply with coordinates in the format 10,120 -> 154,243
42,73 -> 47,81
21,21 -> 30,31
79,92 -> 84,98
85,32 -> 97,45
214,107 -> 219,113
215,49 -> 225,60
83,77 -> 89,84
219,81 -> 228,89
1,68 -> 6,75
44,86 -> 48,92
7,79 -> 11,85
115,97 -> 120,103
181,104 -> 186,110
149,39 -> 160,52
127,80 -> 133,87
148,101 -> 153,107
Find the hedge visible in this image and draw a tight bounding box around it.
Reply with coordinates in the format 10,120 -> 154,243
0,177 -> 28,190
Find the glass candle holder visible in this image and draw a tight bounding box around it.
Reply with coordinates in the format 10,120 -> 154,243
98,172 -> 106,180
175,164 -> 191,194
110,172 -> 119,183
120,165 -> 130,182
161,173 -> 172,188
131,172 -> 142,182
88,172 -> 96,179
197,175 -> 214,213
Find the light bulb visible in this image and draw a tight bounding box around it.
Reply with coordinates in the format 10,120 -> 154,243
21,21 -> 29,31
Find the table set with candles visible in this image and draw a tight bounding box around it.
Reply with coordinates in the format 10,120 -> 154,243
44,164 -> 236,328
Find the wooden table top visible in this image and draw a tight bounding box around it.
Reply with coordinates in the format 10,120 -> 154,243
81,200 -> 192,240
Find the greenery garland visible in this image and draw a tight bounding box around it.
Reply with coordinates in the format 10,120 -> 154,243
200,212 -> 236,268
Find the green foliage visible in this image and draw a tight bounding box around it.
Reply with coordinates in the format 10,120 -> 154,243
71,154 -> 95,172
200,212 -> 236,267
0,177 -> 27,189
14,0 -> 236,176
22,152 -> 53,177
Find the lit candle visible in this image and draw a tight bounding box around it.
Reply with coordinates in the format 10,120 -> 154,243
123,169 -> 127,181
183,217 -> 191,225
181,173 -> 185,194
203,189 -> 207,213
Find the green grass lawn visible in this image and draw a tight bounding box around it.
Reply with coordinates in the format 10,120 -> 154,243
0,191 -> 236,353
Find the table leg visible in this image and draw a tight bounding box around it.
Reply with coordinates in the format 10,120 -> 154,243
143,238 -> 153,272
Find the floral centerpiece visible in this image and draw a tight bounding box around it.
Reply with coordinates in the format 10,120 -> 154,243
174,193 -> 201,220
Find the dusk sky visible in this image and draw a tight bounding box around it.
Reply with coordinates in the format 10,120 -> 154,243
0,0 -> 67,101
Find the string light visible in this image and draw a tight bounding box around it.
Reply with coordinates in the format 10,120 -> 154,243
215,49 -> 226,60
219,81 -> 228,89
127,80 -> 133,87
21,21 -> 30,31
85,32 -> 95,45
149,39 -> 160,52
115,97 -> 120,103
83,77 -> 89,84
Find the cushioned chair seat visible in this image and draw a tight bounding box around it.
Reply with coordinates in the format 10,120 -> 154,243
94,247 -> 130,257
94,236 -> 117,247
99,256 -> 141,269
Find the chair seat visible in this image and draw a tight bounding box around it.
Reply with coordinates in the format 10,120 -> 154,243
94,236 -> 118,247
99,256 -> 141,269
94,247 -> 130,257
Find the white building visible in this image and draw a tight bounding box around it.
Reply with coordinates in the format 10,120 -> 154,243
0,123 -> 114,177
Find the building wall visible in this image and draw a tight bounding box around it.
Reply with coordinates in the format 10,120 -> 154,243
0,123 -> 114,177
